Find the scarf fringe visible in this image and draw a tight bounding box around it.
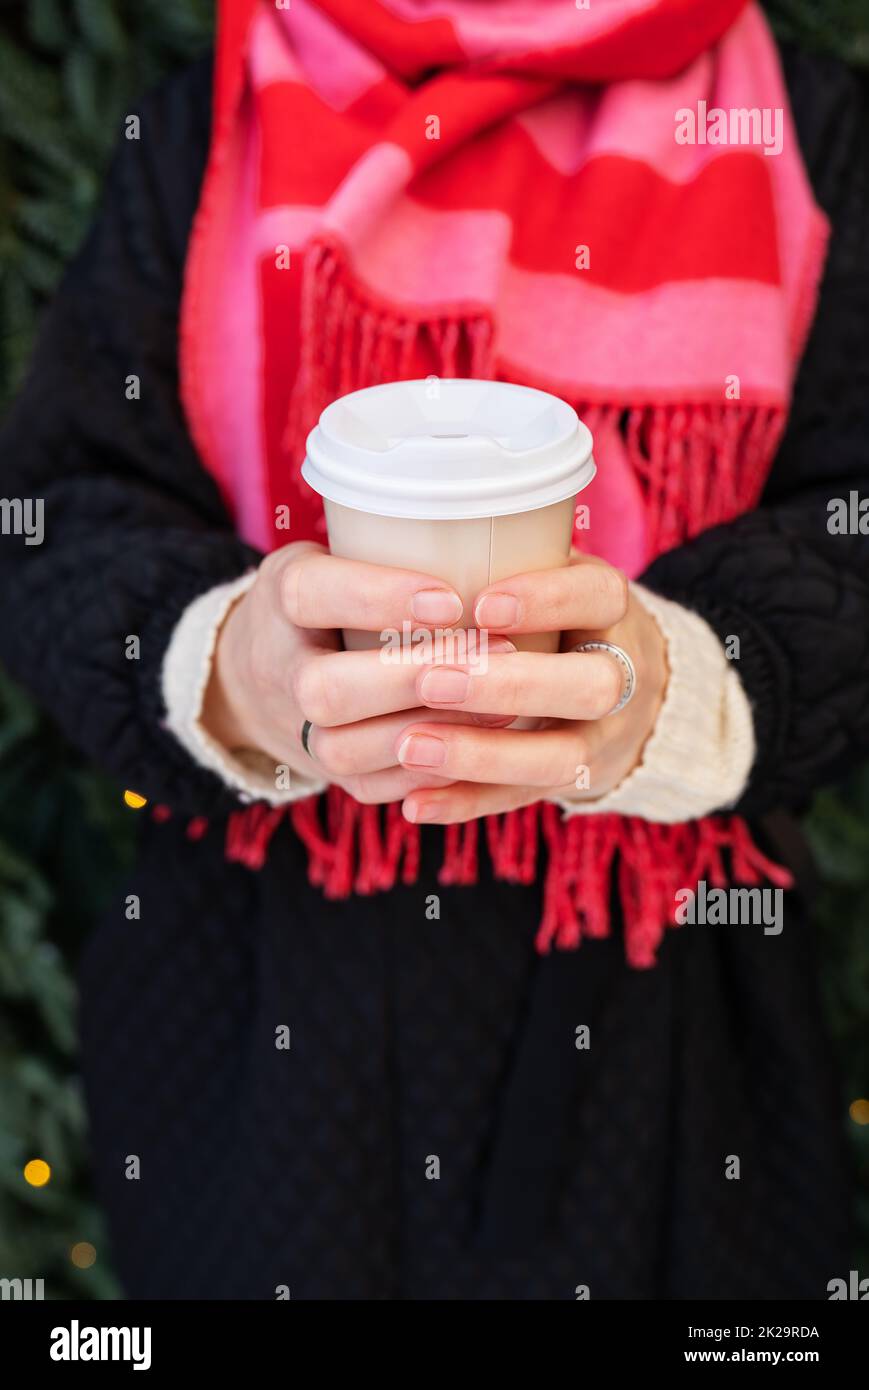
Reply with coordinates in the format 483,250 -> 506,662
194,798 -> 795,971
284,240 -> 787,550
283,238 -> 496,472
624,400 -> 787,555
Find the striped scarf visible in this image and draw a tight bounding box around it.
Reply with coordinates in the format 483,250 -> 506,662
179,0 -> 828,966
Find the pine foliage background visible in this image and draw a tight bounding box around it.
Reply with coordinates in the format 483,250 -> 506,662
0,0 -> 867,1299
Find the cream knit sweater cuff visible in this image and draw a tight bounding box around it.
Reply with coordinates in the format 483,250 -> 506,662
161,571 -> 326,807
162,576 -> 755,824
553,583 -> 755,823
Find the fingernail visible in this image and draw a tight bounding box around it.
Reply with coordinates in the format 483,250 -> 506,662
485,637 -> 517,654
411,589 -> 463,624
397,734 -> 446,768
420,668 -> 471,703
403,798 -> 439,823
475,594 -> 520,628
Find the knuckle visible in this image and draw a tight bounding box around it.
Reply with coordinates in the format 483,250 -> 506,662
347,774 -> 381,806
292,657 -> 334,725
490,665 -> 521,713
587,563 -> 624,621
353,583 -> 385,632
378,786 -> 406,805
591,655 -> 623,715
539,571 -> 568,625
279,552 -> 316,628
609,567 -> 630,622
313,728 -> 354,777
547,745 -> 583,789
290,659 -> 313,717
559,740 -> 586,788
340,773 -> 364,803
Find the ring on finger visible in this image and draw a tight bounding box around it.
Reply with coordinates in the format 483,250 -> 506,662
301,719 -> 315,757
573,641 -> 636,715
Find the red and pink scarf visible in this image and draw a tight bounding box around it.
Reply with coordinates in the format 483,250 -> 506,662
178,0 -> 828,966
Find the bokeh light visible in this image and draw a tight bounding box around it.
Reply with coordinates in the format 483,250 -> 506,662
70,1242 -> 97,1269
23,1159 -> 51,1187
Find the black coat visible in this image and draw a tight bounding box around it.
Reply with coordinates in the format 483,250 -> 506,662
1,47 -> 867,1300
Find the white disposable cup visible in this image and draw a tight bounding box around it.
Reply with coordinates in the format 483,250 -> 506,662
302,379 -> 596,655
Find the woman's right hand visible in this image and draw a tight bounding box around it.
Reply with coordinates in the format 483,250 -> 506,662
201,541 -> 508,803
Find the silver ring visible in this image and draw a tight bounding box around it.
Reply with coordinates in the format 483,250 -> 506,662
301,719 -> 315,757
573,641 -> 636,715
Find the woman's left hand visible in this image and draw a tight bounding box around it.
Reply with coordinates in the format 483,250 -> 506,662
397,554 -> 669,823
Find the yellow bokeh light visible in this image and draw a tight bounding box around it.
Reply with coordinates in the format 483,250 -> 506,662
70,1242 -> 97,1269
23,1159 -> 51,1187
123,790 -> 147,809
849,1098 -> 869,1126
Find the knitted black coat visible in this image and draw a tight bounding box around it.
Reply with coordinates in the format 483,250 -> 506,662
1,46 -> 867,1300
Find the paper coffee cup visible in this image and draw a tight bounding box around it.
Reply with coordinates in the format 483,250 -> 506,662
302,379 -> 595,654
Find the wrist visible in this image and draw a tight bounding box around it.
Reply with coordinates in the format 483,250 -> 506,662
636,592 -> 669,748
555,585 -> 755,822
200,591 -> 253,752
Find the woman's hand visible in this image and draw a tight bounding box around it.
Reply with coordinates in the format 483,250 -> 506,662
203,543 -> 667,818
202,541 -> 509,804
397,554 -> 669,822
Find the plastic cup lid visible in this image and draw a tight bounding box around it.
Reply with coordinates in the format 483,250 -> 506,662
302,378 -> 595,520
